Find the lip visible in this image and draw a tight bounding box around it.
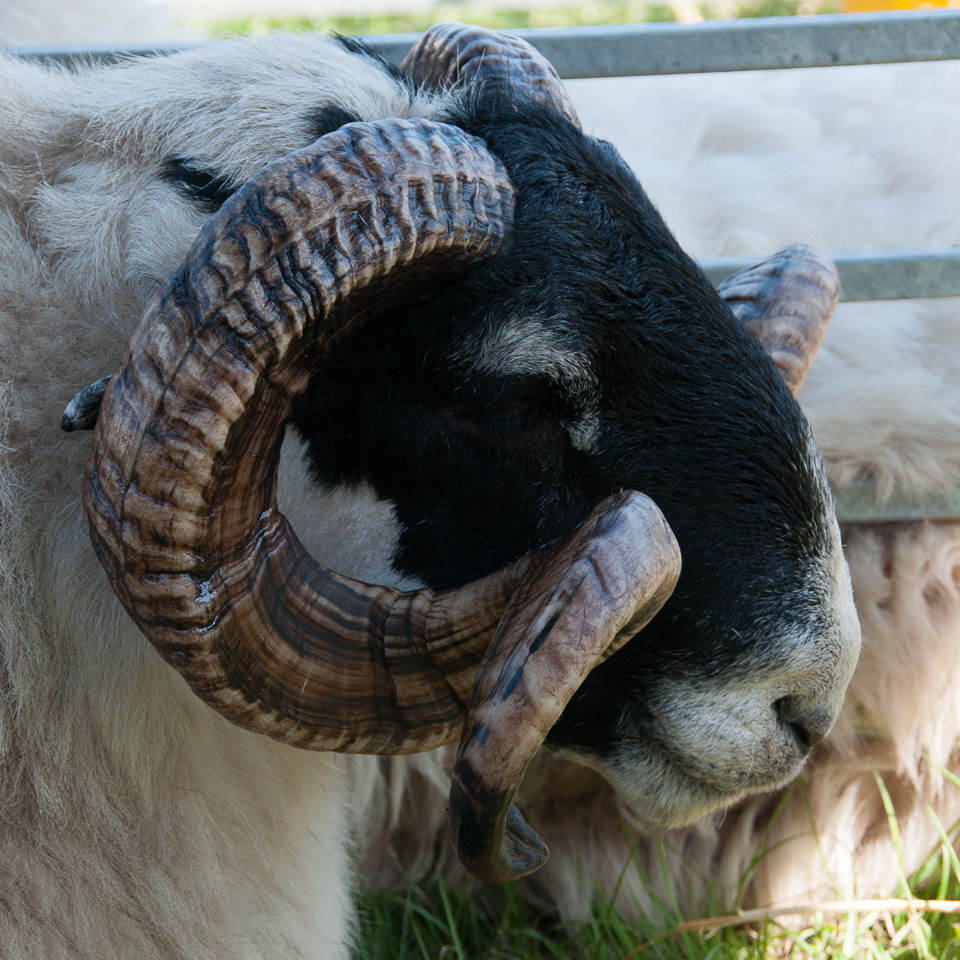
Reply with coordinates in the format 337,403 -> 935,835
659,730 -> 808,795
588,703 -> 816,828
610,748 -> 807,829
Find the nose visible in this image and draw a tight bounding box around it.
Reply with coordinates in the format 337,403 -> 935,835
774,695 -> 833,755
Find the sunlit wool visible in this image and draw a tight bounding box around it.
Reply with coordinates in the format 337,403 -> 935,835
0,36 -> 440,960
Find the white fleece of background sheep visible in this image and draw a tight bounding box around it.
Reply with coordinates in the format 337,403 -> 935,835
0,0 -> 184,44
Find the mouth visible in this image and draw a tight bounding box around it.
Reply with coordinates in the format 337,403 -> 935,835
598,740 -> 806,829
557,679 -> 831,829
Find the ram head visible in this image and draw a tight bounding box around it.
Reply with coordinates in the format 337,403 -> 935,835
69,25 -> 861,883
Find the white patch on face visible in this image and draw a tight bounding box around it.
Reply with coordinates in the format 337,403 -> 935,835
567,415 -> 600,453
276,430 -> 423,590
824,514 -> 863,688
595,603 -> 859,827
454,317 -> 601,452
795,427 -> 862,703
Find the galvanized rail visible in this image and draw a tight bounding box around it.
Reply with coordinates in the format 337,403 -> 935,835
377,10 -> 960,77
834,484 -> 960,525
5,11 -> 960,521
701,247 -> 960,303
7,10 -> 960,76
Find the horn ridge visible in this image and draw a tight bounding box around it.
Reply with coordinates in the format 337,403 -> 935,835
717,243 -> 840,397
402,22 -> 581,128
85,117 -> 521,755
448,491 -> 681,883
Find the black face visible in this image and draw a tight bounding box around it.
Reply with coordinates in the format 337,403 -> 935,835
292,102 -> 831,758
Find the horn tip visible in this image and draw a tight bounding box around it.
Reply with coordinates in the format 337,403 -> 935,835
449,777 -> 549,883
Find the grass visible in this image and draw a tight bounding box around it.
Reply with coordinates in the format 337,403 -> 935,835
196,0 -> 842,40
353,860 -> 960,958
352,783 -> 960,959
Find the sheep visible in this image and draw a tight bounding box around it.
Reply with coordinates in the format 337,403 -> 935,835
0,35 -> 436,960
0,22 -> 863,955
355,56 -> 960,920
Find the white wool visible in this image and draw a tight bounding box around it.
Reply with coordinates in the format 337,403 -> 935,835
0,34 -> 434,960
0,0 -> 183,45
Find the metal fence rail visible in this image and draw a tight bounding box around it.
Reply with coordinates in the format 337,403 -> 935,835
5,11 -> 960,521
701,247 -> 960,303
8,10 -> 960,75
379,10 -> 960,77
834,483 -> 960,524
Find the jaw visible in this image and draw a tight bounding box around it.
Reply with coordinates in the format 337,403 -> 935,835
589,751 -> 756,829
551,571 -> 861,829
560,705 -> 810,831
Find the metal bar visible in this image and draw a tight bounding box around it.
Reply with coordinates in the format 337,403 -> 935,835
834,483 -> 960,524
508,10 -> 960,78
702,247 -> 960,302
371,10 -> 960,78
3,41 -> 203,65
6,11 -> 960,75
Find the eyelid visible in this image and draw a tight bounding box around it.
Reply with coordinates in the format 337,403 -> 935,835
456,396 -> 538,422
454,375 -> 549,410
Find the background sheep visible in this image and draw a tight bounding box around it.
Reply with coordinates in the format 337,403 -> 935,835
0,0 -> 182,45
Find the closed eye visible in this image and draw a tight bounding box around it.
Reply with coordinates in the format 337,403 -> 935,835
452,395 -> 570,447
460,396 -> 540,428
435,374 -> 572,444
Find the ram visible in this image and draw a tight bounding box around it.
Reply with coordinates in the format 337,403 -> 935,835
1,22 -> 872,957
356,52 -> 960,920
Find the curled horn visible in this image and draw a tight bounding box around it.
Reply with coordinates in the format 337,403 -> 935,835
84,118 -> 527,754
449,492 -> 680,882
402,22 -> 580,128
718,243 -> 841,396
62,375 -> 110,432
82,112 -> 681,882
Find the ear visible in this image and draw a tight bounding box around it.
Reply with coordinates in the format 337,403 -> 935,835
61,376 -> 111,431
717,244 -> 840,396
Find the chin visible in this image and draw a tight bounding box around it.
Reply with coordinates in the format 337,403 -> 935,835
566,738 -> 809,831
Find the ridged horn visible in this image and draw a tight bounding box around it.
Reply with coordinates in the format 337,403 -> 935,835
449,491 -> 681,883
83,118 -> 523,755
402,22 -> 580,128
718,243 -> 841,396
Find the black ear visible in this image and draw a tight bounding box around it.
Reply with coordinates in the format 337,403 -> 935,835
62,376 -> 110,431
304,104 -> 362,143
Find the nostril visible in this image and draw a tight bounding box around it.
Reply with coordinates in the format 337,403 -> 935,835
774,696 -> 830,756
789,722 -> 824,755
